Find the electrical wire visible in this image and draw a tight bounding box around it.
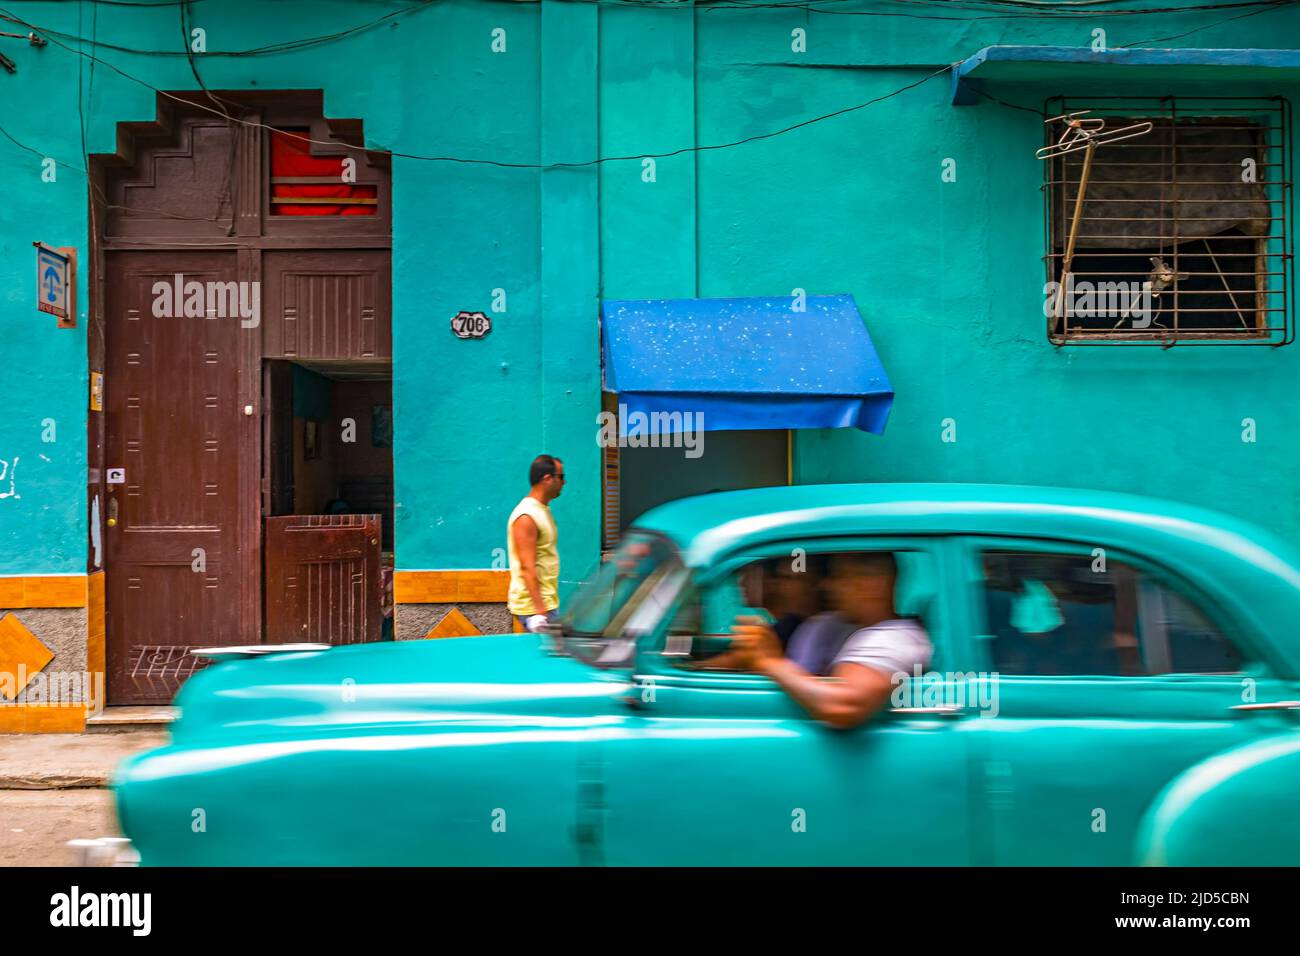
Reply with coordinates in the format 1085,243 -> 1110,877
54,0 -> 1265,6
78,0 -> 97,247
180,0 -> 240,230
1,0 -> 440,57
893,0 -> 1259,8
3,12 -> 958,169
4,0 -> 1298,58
0,116 -> 83,171
69,1 -> 194,6
1117,0 -> 1282,42
0,115 -> 226,220
970,84 -> 1046,115
1,0 -> 1293,172
743,0 -> 1290,10
717,0 -> 1298,18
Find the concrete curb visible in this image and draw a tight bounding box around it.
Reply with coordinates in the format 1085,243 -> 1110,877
0,730 -> 167,793
0,774 -> 110,790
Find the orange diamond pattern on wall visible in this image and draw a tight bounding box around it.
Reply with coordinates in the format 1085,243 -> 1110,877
0,612 -> 55,700
425,608 -> 482,640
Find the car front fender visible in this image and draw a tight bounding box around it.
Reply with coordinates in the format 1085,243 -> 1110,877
1134,731 -> 1300,866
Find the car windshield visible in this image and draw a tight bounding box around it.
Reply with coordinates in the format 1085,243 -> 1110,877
560,532 -> 682,654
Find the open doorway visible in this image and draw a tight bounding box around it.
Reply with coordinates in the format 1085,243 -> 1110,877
617,430 -> 788,531
263,360 -> 394,644
600,390 -> 790,544
91,92 -> 392,703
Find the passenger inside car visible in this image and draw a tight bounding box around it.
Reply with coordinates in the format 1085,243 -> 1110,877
980,551 -> 1242,677
983,553 -> 1143,675
689,556 -> 821,670
730,551 -> 933,729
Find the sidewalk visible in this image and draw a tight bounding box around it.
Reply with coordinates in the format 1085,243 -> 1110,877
0,730 -> 168,865
0,731 -> 168,790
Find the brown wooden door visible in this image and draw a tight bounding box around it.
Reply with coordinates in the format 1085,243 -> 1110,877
264,514 -> 382,644
104,251 -> 256,703
261,250 -> 392,360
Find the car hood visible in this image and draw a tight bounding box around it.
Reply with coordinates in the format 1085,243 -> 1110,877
165,635 -> 631,744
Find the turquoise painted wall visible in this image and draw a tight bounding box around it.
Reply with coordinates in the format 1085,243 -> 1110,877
0,0 -> 1297,589
597,2 -> 1300,548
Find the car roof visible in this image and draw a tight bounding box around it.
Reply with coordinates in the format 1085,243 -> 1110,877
633,483 -> 1300,673
635,483 -> 1287,561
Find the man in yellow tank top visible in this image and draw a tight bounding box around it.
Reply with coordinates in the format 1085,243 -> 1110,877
507,455 -> 564,632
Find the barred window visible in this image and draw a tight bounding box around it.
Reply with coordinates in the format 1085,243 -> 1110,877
1044,97 -> 1292,345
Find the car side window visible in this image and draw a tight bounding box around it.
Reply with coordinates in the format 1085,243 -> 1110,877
666,547 -> 942,673
979,551 -> 1243,677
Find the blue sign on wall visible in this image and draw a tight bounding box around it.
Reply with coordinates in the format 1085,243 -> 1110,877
35,243 -> 71,321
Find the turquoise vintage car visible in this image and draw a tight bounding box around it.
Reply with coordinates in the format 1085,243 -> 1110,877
113,484 -> 1300,866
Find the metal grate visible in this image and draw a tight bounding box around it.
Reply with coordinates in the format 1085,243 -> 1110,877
602,440 -> 620,553
128,645 -> 213,697
1043,96 -> 1293,346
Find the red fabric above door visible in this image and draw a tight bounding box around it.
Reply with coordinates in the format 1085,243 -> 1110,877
270,128 -> 377,216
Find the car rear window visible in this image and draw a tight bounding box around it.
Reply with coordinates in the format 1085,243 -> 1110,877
979,550 -> 1243,676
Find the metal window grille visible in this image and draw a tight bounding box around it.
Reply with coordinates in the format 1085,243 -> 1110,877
602,440 -> 620,554
1043,96 -> 1293,346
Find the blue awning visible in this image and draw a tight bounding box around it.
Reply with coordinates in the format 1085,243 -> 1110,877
600,294 -> 894,435
951,46 -> 1300,105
